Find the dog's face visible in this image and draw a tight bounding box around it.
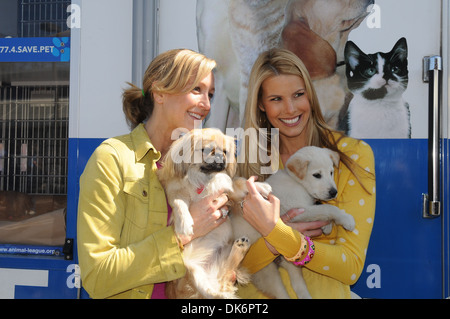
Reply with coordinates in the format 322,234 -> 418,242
286,146 -> 339,201
162,128 -> 237,180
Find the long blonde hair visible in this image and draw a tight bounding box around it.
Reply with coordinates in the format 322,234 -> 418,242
122,49 -> 217,129
239,48 -> 372,191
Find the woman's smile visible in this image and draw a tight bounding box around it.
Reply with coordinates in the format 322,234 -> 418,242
279,115 -> 302,126
187,111 -> 203,121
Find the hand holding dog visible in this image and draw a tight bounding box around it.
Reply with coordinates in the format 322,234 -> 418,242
282,208 -> 330,238
242,176 -> 280,238
177,191 -> 230,246
242,177 -> 329,238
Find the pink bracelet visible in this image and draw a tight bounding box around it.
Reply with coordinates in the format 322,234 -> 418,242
284,236 -> 315,266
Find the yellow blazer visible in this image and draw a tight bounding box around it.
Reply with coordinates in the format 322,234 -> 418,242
77,124 -> 185,299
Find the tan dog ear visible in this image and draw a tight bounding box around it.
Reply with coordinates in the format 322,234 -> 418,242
225,135 -> 237,177
281,18 -> 337,80
328,150 -> 340,167
286,157 -> 309,180
173,160 -> 189,178
227,160 -> 237,178
161,133 -> 191,179
158,152 -> 187,184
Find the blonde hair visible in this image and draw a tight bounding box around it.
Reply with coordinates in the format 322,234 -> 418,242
122,49 -> 217,129
240,48 -> 372,191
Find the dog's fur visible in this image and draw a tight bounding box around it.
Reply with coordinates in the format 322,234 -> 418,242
197,0 -> 373,131
231,146 -> 355,299
157,128 -> 250,299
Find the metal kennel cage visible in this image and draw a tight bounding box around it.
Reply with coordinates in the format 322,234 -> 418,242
0,85 -> 69,195
0,0 -> 70,196
19,0 -> 71,37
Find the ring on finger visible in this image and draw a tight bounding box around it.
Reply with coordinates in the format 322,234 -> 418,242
240,200 -> 245,209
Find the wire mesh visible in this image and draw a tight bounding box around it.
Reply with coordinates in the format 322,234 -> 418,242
19,0 -> 71,37
0,85 -> 69,195
0,1 -> 71,195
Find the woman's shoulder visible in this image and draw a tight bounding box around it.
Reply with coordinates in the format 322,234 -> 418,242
94,133 -> 131,154
103,133 -> 133,150
86,132 -> 135,169
93,124 -> 157,165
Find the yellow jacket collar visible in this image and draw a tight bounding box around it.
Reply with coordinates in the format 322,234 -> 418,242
132,124 -> 161,162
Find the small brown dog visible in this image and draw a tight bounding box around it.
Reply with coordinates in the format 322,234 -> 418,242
157,128 -> 250,299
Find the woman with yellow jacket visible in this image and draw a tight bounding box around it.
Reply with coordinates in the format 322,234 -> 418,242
237,48 -> 376,299
77,49 -> 227,299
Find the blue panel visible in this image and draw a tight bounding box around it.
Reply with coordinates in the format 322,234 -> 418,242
68,138 -> 444,298
0,139 -> 103,299
0,37 -> 70,62
14,268 -> 77,299
10,137 -> 436,299
351,139 -> 442,299
0,257 -> 79,299
66,138 -> 105,259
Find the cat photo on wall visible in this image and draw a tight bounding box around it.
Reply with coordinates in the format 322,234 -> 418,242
339,37 -> 411,138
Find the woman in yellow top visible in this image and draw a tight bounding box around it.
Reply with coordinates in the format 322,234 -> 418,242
77,49 -> 230,299
237,48 -> 376,299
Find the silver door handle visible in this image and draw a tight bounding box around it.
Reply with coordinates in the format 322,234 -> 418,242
422,55 -> 442,218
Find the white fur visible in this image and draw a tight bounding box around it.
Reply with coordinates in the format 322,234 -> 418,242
168,172 -> 234,236
348,94 -> 410,138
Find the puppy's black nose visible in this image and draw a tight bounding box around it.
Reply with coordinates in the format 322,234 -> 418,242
328,188 -> 337,199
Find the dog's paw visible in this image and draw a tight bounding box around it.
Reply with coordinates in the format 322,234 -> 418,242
321,223 -> 333,235
255,182 -> 272,198
340,213 -> 356,231
175,219 -> 194,237
234,237 -> 250,251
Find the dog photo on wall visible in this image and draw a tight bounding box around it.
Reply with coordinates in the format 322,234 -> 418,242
197,0 -> 411,139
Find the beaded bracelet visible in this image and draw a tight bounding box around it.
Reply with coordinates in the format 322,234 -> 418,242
284,235 -> 308,262
295,236 -> 315,266
284,235 -> 315,266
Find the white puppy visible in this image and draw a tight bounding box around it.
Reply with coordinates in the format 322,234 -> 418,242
232,146 -> 355,298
